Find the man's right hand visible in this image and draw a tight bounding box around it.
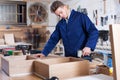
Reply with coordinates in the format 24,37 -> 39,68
34,53 -> 45,58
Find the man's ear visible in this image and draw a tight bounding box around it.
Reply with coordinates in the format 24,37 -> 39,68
66,5 -> 69,8
64,5 -> 68,9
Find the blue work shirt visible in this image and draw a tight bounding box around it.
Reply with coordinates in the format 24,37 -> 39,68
42,10 -> 99,57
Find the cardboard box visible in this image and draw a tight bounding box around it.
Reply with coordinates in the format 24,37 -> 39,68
1,55 -> 34,76
34,57 -> 89,79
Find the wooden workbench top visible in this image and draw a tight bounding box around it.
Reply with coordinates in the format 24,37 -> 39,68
0,54 -> 113,80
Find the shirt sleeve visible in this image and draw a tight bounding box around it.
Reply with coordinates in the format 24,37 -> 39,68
82,14 -> 99,51
41,24 -> 61,56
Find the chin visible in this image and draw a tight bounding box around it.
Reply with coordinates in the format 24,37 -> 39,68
63,17 -> 67,19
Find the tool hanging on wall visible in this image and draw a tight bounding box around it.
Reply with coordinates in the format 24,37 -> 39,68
99,30 -> 109,46
81,8 -> 88,15
101,17 -> 104,26
32,28 -> 40,49
93,10 -> 98,25
114,15 -> 117,23
26,29 -> 32,43
95,10 -> 98,25
103,0 -> 106,14
100,16 -> 108,26
93,10 -> 95,23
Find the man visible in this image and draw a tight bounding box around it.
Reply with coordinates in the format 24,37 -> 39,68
35,1 -> 98,59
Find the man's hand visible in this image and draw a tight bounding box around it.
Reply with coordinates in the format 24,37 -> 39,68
82,47 -> 91,56
34,53 -> 45,58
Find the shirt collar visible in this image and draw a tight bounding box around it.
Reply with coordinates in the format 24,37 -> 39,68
65,8 -> 71,23
67,8 -> 71,20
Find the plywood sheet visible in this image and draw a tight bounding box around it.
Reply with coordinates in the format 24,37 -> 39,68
4,34 -> 15,45
109,24 -> 120,80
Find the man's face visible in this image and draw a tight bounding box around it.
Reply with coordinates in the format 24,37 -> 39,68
55,6 -> 68,19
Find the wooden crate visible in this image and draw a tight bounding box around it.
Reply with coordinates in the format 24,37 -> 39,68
1,55 -> 34,77
34,57 -> 89,79
1,54 -> 63,77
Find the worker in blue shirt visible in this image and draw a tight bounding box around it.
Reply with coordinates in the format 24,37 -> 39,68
35,1 -> 99,60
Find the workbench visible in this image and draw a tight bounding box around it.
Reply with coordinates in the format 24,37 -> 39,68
0,54 -> 113,80
67,74 -> 113,80
0,69 -> 42,80
0,69 -> 113,80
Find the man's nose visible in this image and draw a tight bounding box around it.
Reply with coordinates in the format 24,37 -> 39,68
59,14 -> 63,18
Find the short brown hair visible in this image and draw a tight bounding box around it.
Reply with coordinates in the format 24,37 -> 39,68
50,1 -> 64,13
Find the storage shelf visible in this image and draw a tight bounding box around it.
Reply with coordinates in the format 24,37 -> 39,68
0,29 -> 22,32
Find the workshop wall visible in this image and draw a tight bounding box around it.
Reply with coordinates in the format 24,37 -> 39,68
65,0 -> 119,30
47,0 -> 120,34
64,0 -> 118,50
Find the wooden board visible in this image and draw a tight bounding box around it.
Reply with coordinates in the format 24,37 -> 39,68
4,34 -> 15,45
109,24 -> 120,80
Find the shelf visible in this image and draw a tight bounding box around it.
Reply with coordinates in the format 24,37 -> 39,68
0,29 -> 22,32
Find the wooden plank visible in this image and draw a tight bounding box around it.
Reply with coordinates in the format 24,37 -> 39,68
4,34 -> 15,45
109,24 -> 120,80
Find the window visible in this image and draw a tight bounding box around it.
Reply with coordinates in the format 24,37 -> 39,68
0,1 -> 26,25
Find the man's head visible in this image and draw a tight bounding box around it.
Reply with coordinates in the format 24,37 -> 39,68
50,1 -> 69,19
